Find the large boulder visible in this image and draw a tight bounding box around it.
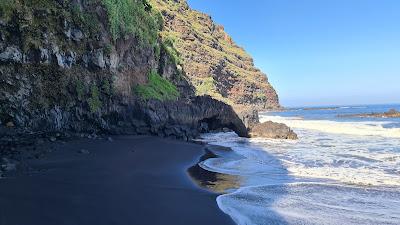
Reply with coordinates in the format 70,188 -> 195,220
250,121 -> 298,140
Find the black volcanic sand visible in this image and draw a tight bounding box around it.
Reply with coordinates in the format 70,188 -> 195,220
0,136 -> 235,225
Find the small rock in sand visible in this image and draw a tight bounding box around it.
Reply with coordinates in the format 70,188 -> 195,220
222,127 -> 232,132
1,158 -> 18,172
6,122 -> 14,128
78,149 -> 90,154
49,137 -> 57,142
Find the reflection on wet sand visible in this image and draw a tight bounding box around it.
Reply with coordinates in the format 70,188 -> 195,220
188,146 -> 241,193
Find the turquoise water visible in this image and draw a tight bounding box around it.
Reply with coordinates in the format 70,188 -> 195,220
200,104 -> 400,225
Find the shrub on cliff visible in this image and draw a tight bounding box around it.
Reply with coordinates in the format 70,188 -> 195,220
101,0 -> 162,46
0,0 -> 16,21
161,35 -> 181,65
134,70 -> 179,101
88,85 -> 102,113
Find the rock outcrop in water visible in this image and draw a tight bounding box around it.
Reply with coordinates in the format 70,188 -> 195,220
250,121 -> 298,140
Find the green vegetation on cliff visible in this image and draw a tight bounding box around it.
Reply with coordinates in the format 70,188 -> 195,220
101,0 -> 162,46
88,85 -> 102,113
161,35 -> 181,65
71,4 -> 101,38
0,0 -> 15,21
134,70 -> 179,101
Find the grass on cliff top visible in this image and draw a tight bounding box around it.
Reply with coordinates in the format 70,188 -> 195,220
101,0 -> 162,46
0,0 -> 16,20
134,70 -> 179,101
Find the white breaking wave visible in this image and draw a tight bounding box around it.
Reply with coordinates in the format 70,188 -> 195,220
217,183 -> 400,225
199,112 -> 400,225
339,106 -> 367,109
201,130 -> 400,187
260,115 -> 400,138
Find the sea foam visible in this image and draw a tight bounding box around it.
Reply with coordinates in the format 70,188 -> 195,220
199,112 -> 400,225
217,183 -> 400,225
260,115 -> 400,138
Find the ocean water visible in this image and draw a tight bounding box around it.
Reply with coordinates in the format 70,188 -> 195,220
200,104 -> 400,225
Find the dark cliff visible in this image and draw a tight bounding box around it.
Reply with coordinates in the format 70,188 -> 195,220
0,0 -> 248,147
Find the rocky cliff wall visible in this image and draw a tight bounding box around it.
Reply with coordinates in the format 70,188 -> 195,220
150,0 -> 280,110
0,0 -> 248,146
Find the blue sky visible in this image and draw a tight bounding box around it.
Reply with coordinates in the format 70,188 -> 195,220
187,0 -> 400,107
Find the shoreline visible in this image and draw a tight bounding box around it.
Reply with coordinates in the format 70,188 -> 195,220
196,131 -> 400,225
0,135 -> 235,225
188,145 -> 241,194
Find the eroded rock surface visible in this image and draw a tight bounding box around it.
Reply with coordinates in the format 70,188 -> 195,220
250,121 -> 298,140
150,0 -> 280,110
0,0 -> 288,155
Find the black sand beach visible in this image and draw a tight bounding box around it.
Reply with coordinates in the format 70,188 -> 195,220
0,136 -> 235,225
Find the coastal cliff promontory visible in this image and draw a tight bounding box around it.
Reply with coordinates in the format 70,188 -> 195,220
150,0 -> 280,110
0,0 -> 280,147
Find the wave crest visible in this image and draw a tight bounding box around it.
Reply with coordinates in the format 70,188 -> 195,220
260,115 -> 400,138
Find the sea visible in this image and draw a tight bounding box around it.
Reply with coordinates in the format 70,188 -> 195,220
199,104 -> 400,225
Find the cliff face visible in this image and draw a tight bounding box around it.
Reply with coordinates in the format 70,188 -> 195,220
0,0 -> 248,143
0,0 -> 282,148
0,0 -> 169,128
150,0 -> 280,109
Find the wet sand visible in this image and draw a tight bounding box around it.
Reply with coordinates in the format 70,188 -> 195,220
0,136 -> 235,225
